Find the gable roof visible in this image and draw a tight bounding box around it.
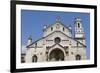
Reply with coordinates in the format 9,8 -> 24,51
45,21 -> 72,32
26,37 -> 44,48
48,43 -> 66,50
27,31 -> 86,48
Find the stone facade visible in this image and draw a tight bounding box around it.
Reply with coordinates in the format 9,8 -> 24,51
25,17 -> 86,63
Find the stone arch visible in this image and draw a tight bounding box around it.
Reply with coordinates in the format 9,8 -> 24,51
48,48 -> 66,61
32,55 -> 38,62
78,22 -> 80,28
75,54 -> 81,60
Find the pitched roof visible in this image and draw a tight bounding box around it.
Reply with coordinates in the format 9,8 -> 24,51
26,37 -> 44,48
46,43 -> 66,50
27,31 -> 86,48
45,21 -> 72,32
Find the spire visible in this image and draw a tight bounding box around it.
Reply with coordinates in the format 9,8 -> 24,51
28,35 -> 32,40
27,35 -> 32,45
43,25 -> 47,29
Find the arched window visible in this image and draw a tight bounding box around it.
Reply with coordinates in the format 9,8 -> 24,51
32,55 -> 37,62
63,27 -> 65,31
76,54 -> 81,60
54,37 -> 61,44
78,23 -> 80,28
51,27 -> 53,31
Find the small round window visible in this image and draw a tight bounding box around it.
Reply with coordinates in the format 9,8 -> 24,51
54,37 -> 61,44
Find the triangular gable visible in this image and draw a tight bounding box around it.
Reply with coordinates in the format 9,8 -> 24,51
47,43 -> 65,50
27,31 -> 86,48
45,21 -> 71,32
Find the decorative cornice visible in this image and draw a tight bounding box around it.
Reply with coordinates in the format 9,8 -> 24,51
27,31 -> 86,48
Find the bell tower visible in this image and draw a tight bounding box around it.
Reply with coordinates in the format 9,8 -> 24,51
74,17 -> 85,45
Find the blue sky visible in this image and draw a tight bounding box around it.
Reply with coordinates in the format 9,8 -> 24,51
21,10 -> 90,59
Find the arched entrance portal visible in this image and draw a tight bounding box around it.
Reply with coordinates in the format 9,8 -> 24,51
49,48 -> 64,61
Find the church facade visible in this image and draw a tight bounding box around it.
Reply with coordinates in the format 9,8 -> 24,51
25,17 -> 86,63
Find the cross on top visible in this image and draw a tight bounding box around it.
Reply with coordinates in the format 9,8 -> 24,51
56,16 -> 61,22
